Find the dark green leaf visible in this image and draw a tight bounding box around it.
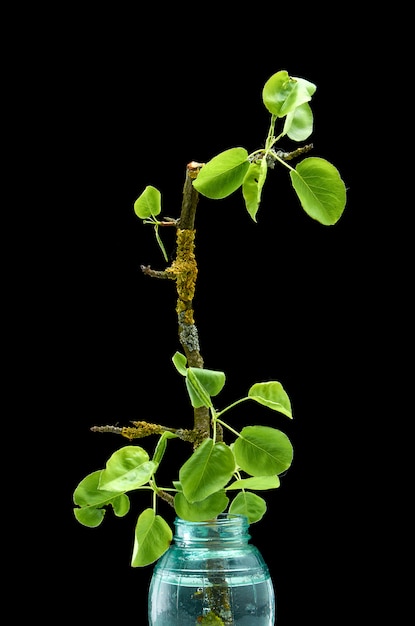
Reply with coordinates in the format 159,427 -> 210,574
233,426 -> 293,476
229,491 -> 267,523
174,490 -> 229,521
186,366 -> 226,408
179,439 -> 235,502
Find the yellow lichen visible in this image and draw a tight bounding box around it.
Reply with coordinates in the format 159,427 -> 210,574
166,229 -> 197,323
121,421 -> 163,440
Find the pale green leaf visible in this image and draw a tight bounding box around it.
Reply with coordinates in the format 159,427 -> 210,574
242,159 -> 268,221
192,148 -> 249,199
284,102 -> 314,141
73,470 -> 130,527
73,470 -> 113,507
99,446 -> 157,492
290,157 -> 347,225
233,426 -> 293,476
242,162 -> 261,221
131,509 -> 172,567
226,475 -> 280,490
179,439 -> 235,503
111,493 -> 130,517
248,381 -> 292,418
133,185 -> 161,219
262,70 -> 316,117
172,351 -> 187,376
229,491 -> 267,523
73,505 -> 106,527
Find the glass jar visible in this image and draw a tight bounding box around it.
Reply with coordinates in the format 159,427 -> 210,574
148,513 -> 275,625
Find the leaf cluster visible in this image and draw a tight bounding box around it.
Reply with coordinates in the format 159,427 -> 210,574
73,70 -> 347,568
74,352 -> 293,566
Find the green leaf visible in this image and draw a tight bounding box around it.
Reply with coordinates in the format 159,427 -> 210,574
73,505 -> 106,527
131,509 -> 172,567
229,491 -> 267,523
73,470 -> 130,527
192,148 -> 249,199
262,70 -> 316,118
133,185 -> 161,219
99,446 -> 157,493
172,351 -> 187,376
73,470 -> 112,507
186,366 -> 226,408
284,102 -> 314,141
290,157 -> 347,225
248,381 -> 292,418
226,475 -> 280,490
174,490 -> 229,521
242,159 -> 268,221
152,431 -> 178,466
233,426 -> 293,476
111,494 -> 130,516
179,439 -> 235,503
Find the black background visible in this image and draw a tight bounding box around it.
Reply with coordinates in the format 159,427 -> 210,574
32,8 -> 388,625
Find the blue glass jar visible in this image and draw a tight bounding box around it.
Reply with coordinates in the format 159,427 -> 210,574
148,513 -> 275,625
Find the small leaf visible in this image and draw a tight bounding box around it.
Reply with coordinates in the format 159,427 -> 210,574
99,446 -> 157,492
152,431 -> 178,466
179,439 -> 235,503
193,148 -> 249,199
172,351 -> 187,376
229,491 -> 267,523
233,426 -> 293,476
111,493 -> 130,517
174,490 -> 229,521
226,475 -> 280,490
73,506 -> 106,528
284,102 -> 314,141
131,509 -> 172,567
186,366 -> 226,408
262,70 -> 316,118
242,160 -> 267,221
290,157 -> 347,225
133,185 -> 161,219
248,381 -> 292,418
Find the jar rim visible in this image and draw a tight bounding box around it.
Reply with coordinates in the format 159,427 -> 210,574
174,513 -> 249,527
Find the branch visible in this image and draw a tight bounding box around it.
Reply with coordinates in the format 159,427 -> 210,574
275,143 -> 314,161
140,265 -> 174,280
139,161 -> 211,440
90,421 -> 205,445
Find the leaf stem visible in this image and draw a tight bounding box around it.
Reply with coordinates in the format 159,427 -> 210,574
215,418 -> 241,439
215,397 -> 249,419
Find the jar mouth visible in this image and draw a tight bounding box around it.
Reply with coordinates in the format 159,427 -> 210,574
174,513 -> 248,527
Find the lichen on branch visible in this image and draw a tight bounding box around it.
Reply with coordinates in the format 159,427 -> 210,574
166,228 -> 197,325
